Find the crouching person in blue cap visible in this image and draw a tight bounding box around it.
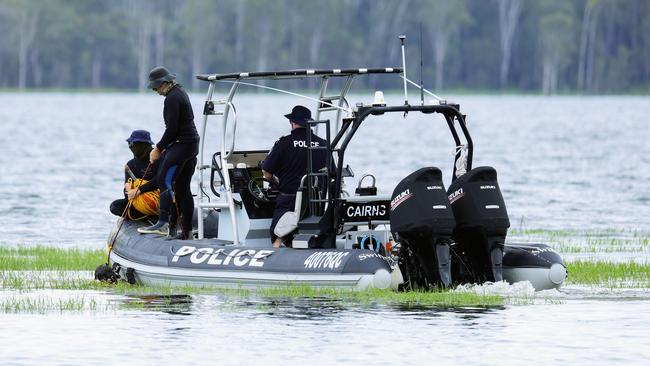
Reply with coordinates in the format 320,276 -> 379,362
262,105 -> 328,248
134,66 -> 199,240
110,130 -> 160,220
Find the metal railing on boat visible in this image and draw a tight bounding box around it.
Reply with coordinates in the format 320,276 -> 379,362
194,67 -> 403,244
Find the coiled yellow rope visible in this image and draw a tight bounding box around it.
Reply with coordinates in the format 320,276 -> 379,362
127,178 -> 160,218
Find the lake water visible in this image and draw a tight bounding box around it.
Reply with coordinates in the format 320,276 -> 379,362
1,92 -> 649,364
2,286 -> 650,365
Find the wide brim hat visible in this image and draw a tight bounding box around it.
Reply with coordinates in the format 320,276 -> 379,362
147,66 -> 176,89
284,105 -> 312,126
126,129 -> 154,145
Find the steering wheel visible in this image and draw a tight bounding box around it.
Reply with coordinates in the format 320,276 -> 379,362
247,177 -> 277,204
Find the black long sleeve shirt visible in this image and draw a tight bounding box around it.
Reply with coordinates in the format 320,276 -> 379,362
124,157 -> 159,195
156,85 -> 199,150
262,128 -> 327,194
124,157 -> 157,183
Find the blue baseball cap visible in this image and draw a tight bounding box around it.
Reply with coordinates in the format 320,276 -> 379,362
126,130 -> 154,145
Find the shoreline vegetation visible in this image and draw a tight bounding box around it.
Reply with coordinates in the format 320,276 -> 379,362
1,231 -> 649,313
1,2 -> 648,95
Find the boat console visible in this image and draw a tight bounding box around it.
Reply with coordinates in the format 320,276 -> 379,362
212,150 -> 277,211
207,150 -> 279,246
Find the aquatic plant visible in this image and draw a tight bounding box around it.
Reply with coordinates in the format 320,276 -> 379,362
2,243 -> 650,314
0,294 -> 102,313
0,246 -> 105,271
508,228 -> 650,254
3,230 -> 648,274
4,257 -> 648,294
565,261 -> 650,288
105,283 -> 506,308
256,285 -> 505,307
0,271 -> 97,291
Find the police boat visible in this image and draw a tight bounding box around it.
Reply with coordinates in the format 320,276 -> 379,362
107,64 -> 566,291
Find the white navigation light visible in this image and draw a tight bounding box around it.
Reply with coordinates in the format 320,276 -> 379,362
373,91 -> 386,106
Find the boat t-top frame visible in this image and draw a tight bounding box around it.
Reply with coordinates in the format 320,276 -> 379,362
329,103 -> 473,230
194,67 -> 474,245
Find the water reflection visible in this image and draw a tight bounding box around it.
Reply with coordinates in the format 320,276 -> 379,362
112,291 -> 507,323
119,294 -> 193,315
244,296 -> 348,320
389,304 -> 504,321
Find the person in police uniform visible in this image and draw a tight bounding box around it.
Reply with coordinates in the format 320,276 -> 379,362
262,105 -> 327,247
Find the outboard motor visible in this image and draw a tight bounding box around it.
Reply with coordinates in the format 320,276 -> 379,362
447,166 -> 510,283
390,167 -> 456,289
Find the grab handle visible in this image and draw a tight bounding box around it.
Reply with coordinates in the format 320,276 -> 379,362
224,102 -> 238,159
357,173 -> 376,189
210,152 -> 224,197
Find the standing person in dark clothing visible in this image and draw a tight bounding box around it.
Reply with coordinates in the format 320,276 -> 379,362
135,66 -> 199,240
110,130 -> 160,220
262,105 -> 327,247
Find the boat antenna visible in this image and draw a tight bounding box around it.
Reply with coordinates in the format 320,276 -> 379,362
399,35 -> 408,106
419,24 -> 425,105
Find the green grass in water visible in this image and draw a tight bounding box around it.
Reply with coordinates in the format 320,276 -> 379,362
0,271 -> 99,291
566,261 -> 650,288
1,295 -> 101,313
0,271 -> 504,308
508,228 -> 650,253
0,246 -> 106,271
2,244 -> 649,314
116,285 -> 506,312
3,259 -> 649,293
1,265 -> 506,310
3,228 -> 648,269
257,286 -> 504,307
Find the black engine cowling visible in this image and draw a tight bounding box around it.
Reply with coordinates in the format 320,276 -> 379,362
447,166 -> 510,283
390,167 -> 456,289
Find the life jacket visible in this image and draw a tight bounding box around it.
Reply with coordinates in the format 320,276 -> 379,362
127,178 -> 160,217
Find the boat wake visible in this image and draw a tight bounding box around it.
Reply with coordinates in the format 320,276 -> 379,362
453,280 -> 538,298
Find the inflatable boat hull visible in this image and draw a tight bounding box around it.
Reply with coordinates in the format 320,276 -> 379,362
108,221 -> 565,291
502,243 -> 566,290
109,220 -> 400,291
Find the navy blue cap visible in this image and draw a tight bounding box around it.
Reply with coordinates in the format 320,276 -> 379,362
284,105 -> 312,126
126,130 -> 154,145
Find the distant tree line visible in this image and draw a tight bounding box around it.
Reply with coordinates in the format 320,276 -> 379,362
0,0 -> 648,94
